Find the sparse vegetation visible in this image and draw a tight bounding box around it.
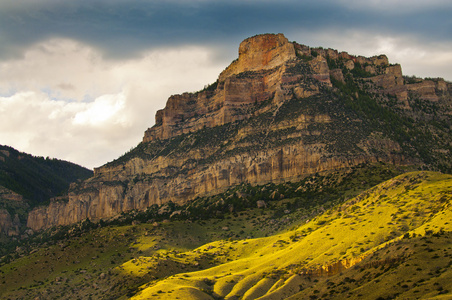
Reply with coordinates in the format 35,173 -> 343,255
1,34 -> 451,300
0,171 -> 450,299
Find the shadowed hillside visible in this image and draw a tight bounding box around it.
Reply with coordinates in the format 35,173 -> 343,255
1,171 -> 450,299
0,144 -> 92,246
0,145 -> 92,207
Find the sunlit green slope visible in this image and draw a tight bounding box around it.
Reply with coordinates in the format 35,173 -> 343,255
0,170 -> 449,299
128,171 -> 451,300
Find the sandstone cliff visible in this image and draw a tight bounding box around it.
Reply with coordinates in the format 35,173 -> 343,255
143,34 -> 297,142
27,33 -> 452,231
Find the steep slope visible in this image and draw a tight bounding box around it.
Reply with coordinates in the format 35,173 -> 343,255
125,171 -> 451,300
0,145 -> 93,207
0,186 -> 27,238
27,33 -> 452,231
0,145 -> 92,239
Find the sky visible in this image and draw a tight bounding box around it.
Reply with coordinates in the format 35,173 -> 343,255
0,0 -> 451,169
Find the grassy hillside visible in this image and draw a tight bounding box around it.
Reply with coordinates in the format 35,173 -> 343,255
126,171 -> 451,300
0,171 -> 450,299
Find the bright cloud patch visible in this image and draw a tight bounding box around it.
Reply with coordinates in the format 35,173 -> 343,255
73,93 -> 127,126
0,39 -> 225,169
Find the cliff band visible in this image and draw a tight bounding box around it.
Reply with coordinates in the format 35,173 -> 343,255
27,33 -> 452,230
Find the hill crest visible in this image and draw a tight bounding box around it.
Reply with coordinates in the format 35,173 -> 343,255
0,144 -> 93,238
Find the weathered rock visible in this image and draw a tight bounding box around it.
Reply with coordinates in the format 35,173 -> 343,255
170,210 -> 182,218
0,209 -> 20,236
406,80 -> 439,101
0,187 -> 25,236
270,191 -> 281,200
329,69 -> 345,83
309,55 -> 332,86
219,33 -> 296,81
344,60 -> 355,70
369,64 -> 404,90
143,33 -> 296,143
26,33 -> 452,231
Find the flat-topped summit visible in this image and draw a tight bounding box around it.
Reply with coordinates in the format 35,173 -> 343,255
142,33 -> 298,143
27,33 -> 452,231
218,33 -> 296,81
141,33 -> 424,144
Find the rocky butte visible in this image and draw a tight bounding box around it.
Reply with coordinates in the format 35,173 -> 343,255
27,33 -> 452,231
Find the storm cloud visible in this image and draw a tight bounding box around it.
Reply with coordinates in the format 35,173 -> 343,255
0,0 -> 451,168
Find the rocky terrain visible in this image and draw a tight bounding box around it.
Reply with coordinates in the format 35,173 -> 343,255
0,186 -> 25,237
0,145 -> 92,241
2,171 -> 450,299
27,33 -> 452,231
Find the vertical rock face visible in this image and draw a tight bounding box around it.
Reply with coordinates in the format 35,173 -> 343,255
0,186 -> 26,236
27,33 -> 452,231
218,33 -> 296,80
143,33 -> 296,142
0,209 -> 20,236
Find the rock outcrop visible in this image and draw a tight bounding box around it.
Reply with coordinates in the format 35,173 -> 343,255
143,34 -> 297,142
0,186 -> 26,236
27,33 -> 452,231
218,33 -> 297,81
0,209 -> 21,236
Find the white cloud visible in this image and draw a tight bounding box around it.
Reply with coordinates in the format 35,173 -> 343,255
0,39 -> 105,100
0,39 -> 226,169
371,37 -> 452,79
73,93 -> 127,126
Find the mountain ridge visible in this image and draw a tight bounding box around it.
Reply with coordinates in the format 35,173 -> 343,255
0,144 -> 93,239
27,33 -> 452,231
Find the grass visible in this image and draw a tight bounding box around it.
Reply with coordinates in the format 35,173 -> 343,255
128,171 -> 451,299
0,171 -> 450,299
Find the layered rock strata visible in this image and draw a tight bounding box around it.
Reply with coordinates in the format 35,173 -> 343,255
27,33 -> 451,231
143,34 -> 297,142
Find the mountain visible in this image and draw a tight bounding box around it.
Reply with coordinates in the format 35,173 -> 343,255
0,145 -> 92,239
1,171 -> 450,299
27,33 -> 452,231
0,145 -> 93,207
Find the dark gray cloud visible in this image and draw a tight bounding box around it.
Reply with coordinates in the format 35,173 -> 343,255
1,0 -> 450,60
1,0 -> 451,168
